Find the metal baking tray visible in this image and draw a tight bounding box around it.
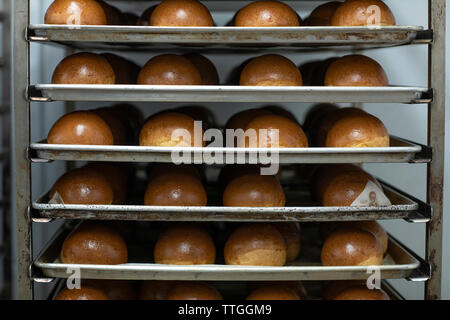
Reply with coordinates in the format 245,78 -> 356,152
34,225 -> 422,281
29,137 -> 425,164
28,25 -> 429,50
32,182 -> 422,222
29,84 -> 432,104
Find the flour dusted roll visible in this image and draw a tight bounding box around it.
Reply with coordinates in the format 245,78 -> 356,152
224,223 -> 287,266
50,166 -> 114,205
139,111 -> 205,147
52,52 -> 116,84
61,222 -> 128,265
167,283 -> 223,300
307,1 -> 342,26
47,111 -> 114,145
243,114 -> 308,148
324,55 -> 389,87
138,54 -> 202,85
321,227 -> 383,266
240,54 -> 303,86
331,0 -> 395,26
235,1 -> 300,27
223,172 -> 285,207
150,0 -> 214,26
325,111 -> 389,147
45,0 -> 107,25
154,225 -> 216,265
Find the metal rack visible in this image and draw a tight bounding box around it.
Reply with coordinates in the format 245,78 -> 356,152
13,0 -> 446,299
0,0 -> 11,299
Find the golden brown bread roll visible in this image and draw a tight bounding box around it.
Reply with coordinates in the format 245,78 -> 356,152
224,223 -> 287,266
243,114 -> 308,148
325,112 -> 389,147
235,1 -> 300,27
240,54 -> 303,86
176,106 -> 216,130
218,164 -> 280,189
223,173 -> 285,207
83,280 -> 137,300
137,54 -> 202,85
322,280 -> 366,300
225,108 -> 273,131
273,222 -> 301,262
139,111 -> 204,147
333,285 -> 391,300
184,53 -> 219,85
93,107 -> 129,145
47,111 -> 114,145
246,286 -> 301,300
45,0 -> 107,25
307,1 -> 342,26
50,166 -> 114,205
331,0 -> 395,26
324,55 -> 389,86
139,281 -> 174,300
250,281 -> 307,299
102,53 -> 139,84
167,282 -> 223,300
321,227 -> 383,266
150,0 -> 214,26
84,163 -> 128,205
55,286 -> 109,300
61,222 -> 128,265
52,52 -> 116,84
154,225 -> 216,265
144,170 -> 207,206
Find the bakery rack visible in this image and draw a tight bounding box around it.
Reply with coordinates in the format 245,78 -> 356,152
0,0 -> 11,299
13,0 -> 446,299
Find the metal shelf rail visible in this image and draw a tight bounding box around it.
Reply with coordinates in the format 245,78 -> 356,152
12,0 -> 446,299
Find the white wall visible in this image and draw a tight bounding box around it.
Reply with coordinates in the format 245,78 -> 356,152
26,0 -> 448,299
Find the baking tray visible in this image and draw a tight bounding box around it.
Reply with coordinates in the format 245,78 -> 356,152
32,182 -> 421,222
29,84 -> 432,103
28,25 -> 429,50
34,225 -> 422,281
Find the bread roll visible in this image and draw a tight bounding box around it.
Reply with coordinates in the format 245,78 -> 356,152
139,281 -> 174,300
240,54 -> 303,86
322,280 -> 366,300
61,222 -> 128,265
225,108 -> 273,131
223,173 -> 285,207
85,163 -> 128,205
224,223 -> 287,266
137,54 -> 202,85
243,114 -> 308,148
45,0 -> 107,25
139,111 -> 204,147
52,52 -> 116,84
273,222 -> 301,262
321,227 -> 383,266
154,226 -> 216,265
176,105 -> 216,130
144,170 -> 207,206
47,111 -> 114,145
325,112 -> 389,147
350,221 -> 388,255
324,55 -> 388,86
235,1 -> 300,27
150,0 -> 214,26
331,0 -> 395,26
55,286 -> 109,300
307,1 -> 342,26
83,280 -> 137,300
333,285 -> 391,300
50,166 -> 114,205
184,53 -> 219,85
247,286 -> 300,300
167,282 -> 223,300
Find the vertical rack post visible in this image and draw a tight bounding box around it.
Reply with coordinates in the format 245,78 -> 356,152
13,0 -> 33,299
426,0 -> 446,300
